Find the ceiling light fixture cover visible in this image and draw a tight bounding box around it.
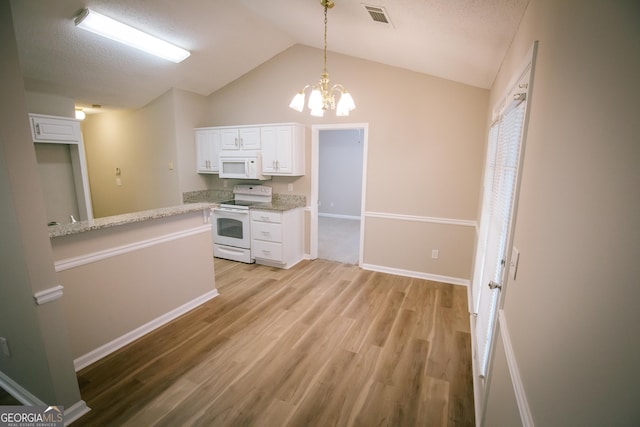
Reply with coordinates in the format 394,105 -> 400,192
289,0 -> 355,117
74,8 -> 190,63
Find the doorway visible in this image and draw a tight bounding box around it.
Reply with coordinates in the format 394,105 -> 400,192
310,124 -> 368,265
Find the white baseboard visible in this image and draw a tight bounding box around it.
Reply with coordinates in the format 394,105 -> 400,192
73,289 -> 219,371
0,371 -> 90,425
360,263 -> 469,286
0,370 -> 46,405
498,309 -> 534,427
64,400 -> 91,426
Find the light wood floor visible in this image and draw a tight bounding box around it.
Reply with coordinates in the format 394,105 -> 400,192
73,258 -> 474,426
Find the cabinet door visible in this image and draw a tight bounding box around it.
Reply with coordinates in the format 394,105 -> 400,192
195,129 -> 220,173
261,125 -> 300,175
209,130 -> 220,172
220,128 -> 240,150
274,126 -> 294,174
31,115 -> 81,142
239,127 -> 261,150
260,127 -> 278,174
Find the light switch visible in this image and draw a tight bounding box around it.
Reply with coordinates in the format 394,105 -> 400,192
288,183 -> 293,191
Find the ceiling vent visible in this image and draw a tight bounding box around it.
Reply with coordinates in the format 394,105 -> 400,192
363,4 -> 393,26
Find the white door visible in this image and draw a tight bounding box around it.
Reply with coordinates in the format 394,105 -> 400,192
474,95 -> 528,378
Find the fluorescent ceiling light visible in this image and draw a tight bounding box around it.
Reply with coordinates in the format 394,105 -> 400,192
74,8 -> 190,63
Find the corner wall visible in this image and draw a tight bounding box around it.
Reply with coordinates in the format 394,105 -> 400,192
0,0 -> 84,411
483,0 -> 640,425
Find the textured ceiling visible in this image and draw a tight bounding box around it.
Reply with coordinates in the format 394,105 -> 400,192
9,0 -> 530,111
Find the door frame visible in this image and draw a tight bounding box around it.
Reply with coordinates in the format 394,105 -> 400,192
310,123 -> 369,264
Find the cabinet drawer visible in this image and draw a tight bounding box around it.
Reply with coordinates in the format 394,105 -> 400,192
251,221 -> 282,243
252,240 -> 283,262
251,210 -> 281,223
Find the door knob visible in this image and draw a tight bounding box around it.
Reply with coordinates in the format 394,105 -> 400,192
488,280 -> 502,290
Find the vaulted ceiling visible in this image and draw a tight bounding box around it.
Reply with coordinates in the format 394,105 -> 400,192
10,0 -> 530,111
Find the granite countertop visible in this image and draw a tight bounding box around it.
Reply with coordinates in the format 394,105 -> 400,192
48,202 -> 214,238
49,190 -> 307,238
246,200 -> 304,212
183,189 -> 306,212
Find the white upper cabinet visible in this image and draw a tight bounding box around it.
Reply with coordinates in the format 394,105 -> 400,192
195,123 -> 305,177
220,127 -> 260,151
30,114 -> 82,143
261,124 -> 305,176
195,128 -> 220,173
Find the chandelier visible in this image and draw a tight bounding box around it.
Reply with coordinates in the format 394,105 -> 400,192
289,0 -> 356,117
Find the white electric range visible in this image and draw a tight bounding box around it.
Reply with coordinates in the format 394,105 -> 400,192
211,184 -> 272,263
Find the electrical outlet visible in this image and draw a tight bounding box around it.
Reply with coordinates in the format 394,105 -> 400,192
0,337 -> 11,357
288,183 -> 293,191
432,249 -> 439,259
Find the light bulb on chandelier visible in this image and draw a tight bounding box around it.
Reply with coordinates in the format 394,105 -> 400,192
289,0 -> 355,117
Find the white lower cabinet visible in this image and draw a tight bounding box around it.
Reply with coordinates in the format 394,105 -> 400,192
251,208 -> 303,269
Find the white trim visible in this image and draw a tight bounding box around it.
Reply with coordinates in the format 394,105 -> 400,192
318,212 -> 360,220
33,285 -> 64,305
0,370 -> 46,405
365,211 -> 477,228
469,313 -> 485,426
361,262 -> 469,287
54,225 -> 210,272
0,372 -> 91,425
64,400 -> 91,426
73,289 -> 219,371
498,310 -> 534,427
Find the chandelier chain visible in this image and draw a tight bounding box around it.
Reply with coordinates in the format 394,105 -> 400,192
323,2 -> 328,74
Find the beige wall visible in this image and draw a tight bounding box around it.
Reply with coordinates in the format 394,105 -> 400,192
172,88 -> 216,195
483,0 -> 640,425
51,211 -> 216,360
35,144 -> 81,224
82,88 -> 216,217
25,92 -> 75,118
0,0 -> 82,408
205,44 -> 488,281
82,90 -> 182,217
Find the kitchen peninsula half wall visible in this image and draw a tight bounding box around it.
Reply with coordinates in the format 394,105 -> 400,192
49,203 -> 217,370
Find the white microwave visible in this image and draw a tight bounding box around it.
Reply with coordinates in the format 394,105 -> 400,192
219,153 -> 271,180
